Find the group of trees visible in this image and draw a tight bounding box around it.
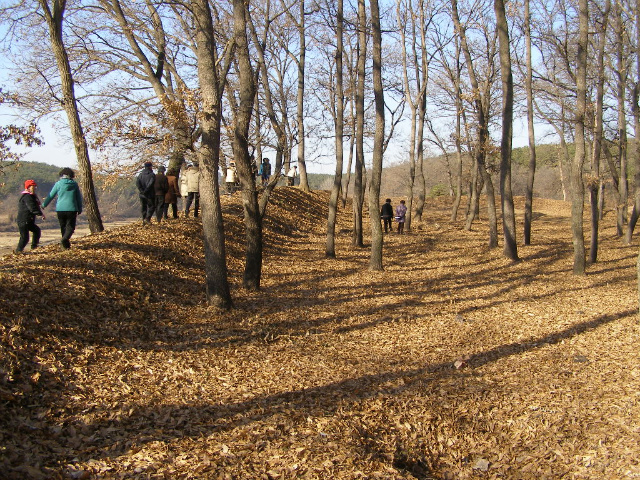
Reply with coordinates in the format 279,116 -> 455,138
1,0 -> 640,307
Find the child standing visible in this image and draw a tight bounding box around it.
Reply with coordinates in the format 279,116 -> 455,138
395,199 -> 407,234
15,179 -> 45,253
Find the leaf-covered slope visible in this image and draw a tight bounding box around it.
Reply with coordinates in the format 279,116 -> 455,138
1,189 -> 639,479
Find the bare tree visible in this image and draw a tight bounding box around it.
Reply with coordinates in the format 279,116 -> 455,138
570,0 -> 588,274
233,0 -> 263,291
523,0 -> 536,245
191,0 -> 233,307
353,0 -> 366,248
589,0 -> 610,260
494,0 -> 518,260
326,0 -> 345,258
369,0 -> 384,270
451,0 -> 498,248
38,0 -> 103,234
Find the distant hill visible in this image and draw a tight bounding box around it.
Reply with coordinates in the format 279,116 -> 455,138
0,143 -> 571,223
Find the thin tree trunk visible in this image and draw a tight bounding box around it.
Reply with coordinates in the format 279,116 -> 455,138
369,0 -> 384,271
626,0 -> 640,242
523,0 -> 536,245
353,0 -> 366,248
571,0 -> 588,274
494,0 -> 518,260
296,0 -> 309,191
589,0 -> 610,261
39,0 -> 103,234
326,0 -> 344,258
234,0 -> 262,290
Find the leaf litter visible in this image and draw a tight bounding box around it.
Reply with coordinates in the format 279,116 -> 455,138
1,189 -> 640,479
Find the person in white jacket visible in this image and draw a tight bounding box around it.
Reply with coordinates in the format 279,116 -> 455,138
225,162 -> 237,195
286,165 -> 297,186
183,164 -> 200,217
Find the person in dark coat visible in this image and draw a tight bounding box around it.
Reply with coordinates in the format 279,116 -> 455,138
42,168 -> 83,250
15,179 -> 45,253
136,161 -> 156,225
380,198 -> 393,233
260,158 -> 271,186
153,165 -> 169,223
164,168 -> 180,219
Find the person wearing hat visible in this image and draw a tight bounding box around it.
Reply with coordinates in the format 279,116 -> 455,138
42,168 -> 83,250
153,165 -> 169,223
136,161 -> 156,225
15,179 -> 45,253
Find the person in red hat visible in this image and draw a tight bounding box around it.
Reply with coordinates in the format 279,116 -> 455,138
15,179 -> 45,253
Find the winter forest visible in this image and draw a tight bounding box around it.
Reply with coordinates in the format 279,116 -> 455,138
1,0 -> 639,305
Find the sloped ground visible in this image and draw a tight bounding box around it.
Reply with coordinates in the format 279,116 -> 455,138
1,188 -> 639,479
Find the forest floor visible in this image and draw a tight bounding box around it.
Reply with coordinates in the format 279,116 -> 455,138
1,188 -> 639,480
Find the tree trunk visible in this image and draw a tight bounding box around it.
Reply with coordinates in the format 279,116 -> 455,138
40,0 -> 103,234
523,0 -> 536,246
369,0 -> 384,271
234,0 -> 262,290
494,0 -> 518,260
589,0 -> 610,261
571,0 -> 588,274
353,0 -> 366,248
626,0 -> 640,243
326,0 -> 344,258
295,0 -> 309,192
191,0 -> 233,308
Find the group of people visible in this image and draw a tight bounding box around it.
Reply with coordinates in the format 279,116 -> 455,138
16,161 -> 401,254
15,167 -> 83,253
380,198 -> 407,234
136,162 -> 200,224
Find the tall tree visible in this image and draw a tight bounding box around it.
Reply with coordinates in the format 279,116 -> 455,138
523,0 -> 536,245
326,0 -> 345,258
571,0 -> 588,274
38,0 -> 103,234
353,0 -> 366,248
589,0 -> 610,259
451,0 -> 498,248
287,0 -> 310,191
369,0 -> 384,270
191,0 -> 233,308
234,0 -> 263,290
494,0 -> 518,260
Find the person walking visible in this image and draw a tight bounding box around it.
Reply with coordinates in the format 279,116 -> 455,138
136,161 -> 156,225
42,167 -> 83,250
380,198 -> 393,233
164,168 -> 180,219
286,165 -> 297,186
15,179 -> 45,254
395,199 -> 407,234
154,165 -> 169,223
184,163 -> 200,217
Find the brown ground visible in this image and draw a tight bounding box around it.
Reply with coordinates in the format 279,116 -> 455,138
1,188 -> 639,479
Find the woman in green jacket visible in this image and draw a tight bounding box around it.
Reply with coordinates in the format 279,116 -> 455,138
42,167 -> 83,250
